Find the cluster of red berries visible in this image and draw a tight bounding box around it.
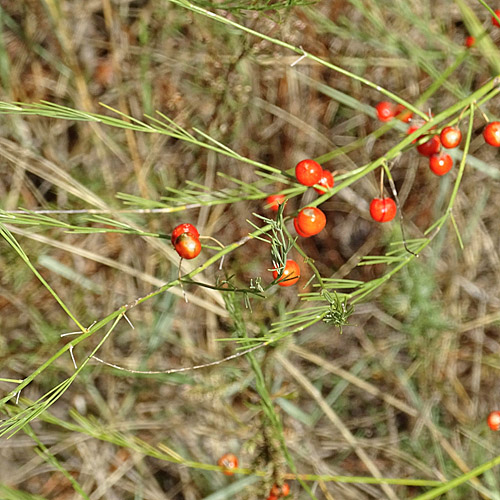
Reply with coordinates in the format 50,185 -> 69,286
171,223 -> 202,260
266,482 -> 290,499
265,159 -> 333,288
265,154 -> 404,287
294,158 -> 335,193
268,159 -> 334,287
376,97 -> 500,182
376,103 -> 458,177
175,111 -> 500,282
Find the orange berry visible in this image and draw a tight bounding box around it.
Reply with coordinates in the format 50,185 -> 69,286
296,207 -> 326,236
217,453 -> 238,476
272,260 -> 300,287
266,194 -> 286,212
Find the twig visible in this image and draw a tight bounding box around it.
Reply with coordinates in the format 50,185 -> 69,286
91,342 -> 269,375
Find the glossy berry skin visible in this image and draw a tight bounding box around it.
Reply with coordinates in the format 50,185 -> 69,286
375,101 -> 395,122
314,170 -> 334,194
295,159 -> 322,187
270,483 -> 291,497
171,223 -> 199,245
483,121 -> 500,147
493,10 -> 500,27
487,411 -> 500,431
174,232 -> 201,260
296,207 -> 327,236
266,194 -> 286,212
429,153 -> 453,176
394,104 -> 412,123
293,217 -> 310,237
440,127 -> 462,149
416,135 -> 441,156
370,198 -> 397,223
217,453 -> 238,476
272,259 -> 300,287
465,36 -> 475,48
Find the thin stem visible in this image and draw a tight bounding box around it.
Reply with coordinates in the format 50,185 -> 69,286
168,0 -> 428,120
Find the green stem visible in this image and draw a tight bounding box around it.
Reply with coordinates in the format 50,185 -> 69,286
0,224 -> 85,330
413,453 -> 500,500
168,0 -> 428,120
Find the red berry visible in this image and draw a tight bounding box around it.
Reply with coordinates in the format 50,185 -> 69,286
395,104 -> 413,123
293,217 -> 310,237
483,121 -> 500,147
266,194 -> 286,212
171,223 -> 199,245
375,101 -> 395,122
407,122 -> 425,143
174,232 -> 201,260
465,36 -> 475,48
429,153 -> 453,176
487,411 -> 500,431
217,453 -> 238,476
270,483 -> 291,497
369,198 -> 397,223
295,159 -> 322,187
314,169 -> 334,194
272,259 -> 300,287
492,9 -> 500,27
416,135 -> 441,156
440,127 -> 462,149
296,207 -> 327,236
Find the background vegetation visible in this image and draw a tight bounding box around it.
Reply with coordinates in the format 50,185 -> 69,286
1,0 -> 500,498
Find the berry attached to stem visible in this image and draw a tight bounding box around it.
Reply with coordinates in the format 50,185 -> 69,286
483,121 -> 500,147
369,198 -> 397,223
272,259 -> 300,287
295,159 -> 322,187
429,152 -> 453,176
314,169 -> 334,194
